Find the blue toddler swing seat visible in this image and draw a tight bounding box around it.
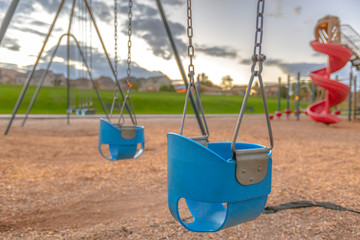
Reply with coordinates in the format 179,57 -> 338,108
98,83 -> 144,161
167,0 -> 273,232
98,118 -> 144,160
167,135 -> 272,232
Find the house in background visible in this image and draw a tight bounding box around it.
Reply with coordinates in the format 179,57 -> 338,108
0,67 -> 176,92
137,75 -> 172,91
94,76 -> 114,90
14,69 -> 66,87
0,68 -> 21,84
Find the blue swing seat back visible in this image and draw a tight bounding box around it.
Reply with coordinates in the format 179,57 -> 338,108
81,109 -> 87,116
167,133 -> 272,232
98,118 -> 145,160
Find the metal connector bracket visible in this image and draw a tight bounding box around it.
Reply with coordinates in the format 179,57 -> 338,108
119,125 -> 136,139
235,148 -> 269,185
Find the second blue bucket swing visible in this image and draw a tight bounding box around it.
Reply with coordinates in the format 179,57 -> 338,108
98,85 -> 144,161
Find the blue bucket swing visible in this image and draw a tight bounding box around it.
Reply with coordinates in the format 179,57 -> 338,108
98,83 -> 144,162
98,84 -> 144,161
167,0 -> 273,232
98,113 -> 144,161
98,1 -> 144,161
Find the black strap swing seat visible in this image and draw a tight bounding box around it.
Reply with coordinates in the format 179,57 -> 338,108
167,0 -> 273,232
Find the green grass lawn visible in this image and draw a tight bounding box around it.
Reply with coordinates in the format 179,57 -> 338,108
0,84 -> 309,114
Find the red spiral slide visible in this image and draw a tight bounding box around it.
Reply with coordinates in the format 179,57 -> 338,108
306,41 -> 352,124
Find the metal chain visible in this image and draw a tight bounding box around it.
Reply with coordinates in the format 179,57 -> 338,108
89,0 -> 93,106
180,0 -> 210,140
114,0 -> 118,80
126,0 -> 133,91
231,0 -> 273,156
110,0 -> 119,120
117,0 -> 137,126
250,0 -> 266,75
187,0 -> 195,81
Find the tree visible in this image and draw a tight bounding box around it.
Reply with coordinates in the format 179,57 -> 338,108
221,75 -> 233,90
131,82 -> 139,91
159,84 -> 175,92
196,73 -> 214,87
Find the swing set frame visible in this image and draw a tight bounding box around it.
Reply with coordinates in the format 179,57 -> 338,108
3,0 -> 206,136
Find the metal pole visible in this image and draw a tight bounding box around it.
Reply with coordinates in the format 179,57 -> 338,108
353,75 -> 357,120
21,36 -> 64,126
277,77 -> 281,112
296,72 -> 300,121
334,75 -> 338,112
0,0 -> 20,45
21,33 -> 110,126
4,0 -> 66,136
348,70 -> 352,122
312,81 -> 316,103
70,34 -> 109,120
66,0 -> 76,125
286,75 -> 290,110
155,0 -> 206,135
83,0 -> 135,123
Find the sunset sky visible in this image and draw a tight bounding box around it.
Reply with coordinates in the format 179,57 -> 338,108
0,0 -> 359,85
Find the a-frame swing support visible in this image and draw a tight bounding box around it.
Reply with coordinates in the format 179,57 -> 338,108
3,0 -> 132,135
3,0 -> 206,136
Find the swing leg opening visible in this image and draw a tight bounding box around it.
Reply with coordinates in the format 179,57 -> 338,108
172,195 -> 269,232
177,198 -> 227,232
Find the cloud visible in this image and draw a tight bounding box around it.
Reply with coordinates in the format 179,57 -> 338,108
11,25 -> 47,37
293,6 -> 302,15
0,62 -> 19,70
2,37 -> 21,51
239,58 -> 251,65
0,1 -> 8,11
312,52 -> 324,57
90,1 -> 112,23
239,58 -> 326,78
196,45 -> 237,58
162,0 -> 184,6
131,16 -> 187,60
13,0 -> 111,23
40,43 -> 163,79
266,59 -> 326,77
267,0 -> 284,18
119,2 -> 158,18
30,20 -> 48,27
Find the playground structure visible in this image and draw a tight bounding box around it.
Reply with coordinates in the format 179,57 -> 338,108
1,1 -> 360,237
270,71 -> 359,122
2,0 -> 207,136
269,73 -> 310,121
307,15 -> 357,124
2,0 -> 276,231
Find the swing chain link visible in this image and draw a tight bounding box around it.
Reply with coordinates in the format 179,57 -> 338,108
251,0 -> 266,75
231,0 -> 273,157
117,0 -> 137,126
109,0 -> 119,120
114,0 -> 118,80
187,0 -> 195,81
126,0 -> 133,91
180,0 -> 210,142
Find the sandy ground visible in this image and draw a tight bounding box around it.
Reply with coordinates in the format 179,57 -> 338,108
0,115 -> 359,239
